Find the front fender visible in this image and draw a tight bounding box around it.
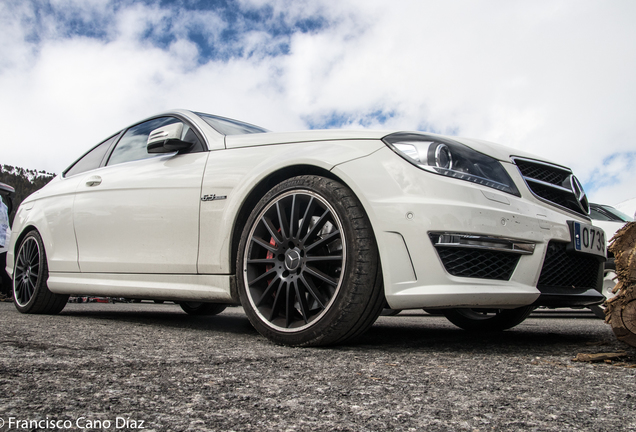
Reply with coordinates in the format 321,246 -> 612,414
197,139 -> 385,274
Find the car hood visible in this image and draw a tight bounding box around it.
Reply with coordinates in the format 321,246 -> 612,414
225,130 -> 560,166
225,130 -> 389,149
452,136 -> 559,165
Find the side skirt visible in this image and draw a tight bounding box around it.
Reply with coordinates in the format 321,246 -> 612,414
47,272 -> 235,303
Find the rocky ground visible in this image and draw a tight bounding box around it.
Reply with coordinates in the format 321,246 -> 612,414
1,302 -> 635,431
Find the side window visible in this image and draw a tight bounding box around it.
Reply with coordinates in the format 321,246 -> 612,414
107,117 -> 180,166
64,134 -> 119,178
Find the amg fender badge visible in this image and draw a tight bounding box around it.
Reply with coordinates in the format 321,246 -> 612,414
201,194 -> 227,202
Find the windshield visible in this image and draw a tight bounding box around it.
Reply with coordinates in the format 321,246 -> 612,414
590,204 -> 634,222
195,112 -> 269,135
600,205 -> 634,222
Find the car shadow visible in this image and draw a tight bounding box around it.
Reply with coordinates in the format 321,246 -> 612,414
53,304 -> 624,355
59,305 -> 259,336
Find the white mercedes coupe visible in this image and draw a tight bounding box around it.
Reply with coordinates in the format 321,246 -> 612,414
6,110 -> 606,346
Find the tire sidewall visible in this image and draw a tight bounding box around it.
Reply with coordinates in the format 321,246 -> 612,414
179,302 -> 227,316
443,306 -> 534,332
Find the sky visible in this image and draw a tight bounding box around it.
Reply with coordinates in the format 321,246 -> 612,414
0,0 -> 635,206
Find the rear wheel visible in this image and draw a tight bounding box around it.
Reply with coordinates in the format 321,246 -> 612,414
442,306 -> 534,332
237,175 -> 384,347
179,302 -> 226,316
13,231 -> 68,314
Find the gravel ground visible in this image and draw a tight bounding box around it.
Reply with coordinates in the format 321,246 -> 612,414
1,301 -> 635,432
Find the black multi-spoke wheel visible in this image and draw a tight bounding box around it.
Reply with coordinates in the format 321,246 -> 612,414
244,190 -> 345,330
237,175 -> 384,346
13,231 -> 68,314
179,302 -> 227,316
442,306 -> 534,332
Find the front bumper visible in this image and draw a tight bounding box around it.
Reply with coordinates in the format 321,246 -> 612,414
333,147 -> 604,310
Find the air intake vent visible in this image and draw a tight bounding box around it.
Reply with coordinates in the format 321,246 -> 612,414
435,248 -> 520,281
537,241 -> 600,290
513,157 -> 589,217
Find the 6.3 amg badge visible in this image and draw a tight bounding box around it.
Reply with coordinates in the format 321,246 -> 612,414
201,194 -> 227,202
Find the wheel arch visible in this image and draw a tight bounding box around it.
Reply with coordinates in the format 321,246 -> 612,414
233,172 -> 386,345
7,225 -> 41,279
13,225 -> 39,253
228,164 -> 344,277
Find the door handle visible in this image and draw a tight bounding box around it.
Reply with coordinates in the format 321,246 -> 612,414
86,176 -> 102,187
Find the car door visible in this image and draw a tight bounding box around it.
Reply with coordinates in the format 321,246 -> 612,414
73,116 -> 209,274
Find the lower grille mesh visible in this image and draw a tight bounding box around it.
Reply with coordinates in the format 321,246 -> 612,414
538,241 -> 600,289
436,248 -> 520,281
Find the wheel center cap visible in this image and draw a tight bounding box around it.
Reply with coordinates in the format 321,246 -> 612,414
284,249 -> 302,271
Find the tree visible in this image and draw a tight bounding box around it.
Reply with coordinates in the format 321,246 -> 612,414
0,165 -> 56,225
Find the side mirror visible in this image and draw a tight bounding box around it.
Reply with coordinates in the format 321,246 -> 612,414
147,123 -> 193,153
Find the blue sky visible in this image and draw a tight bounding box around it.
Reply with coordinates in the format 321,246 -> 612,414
1,0 -> 635,207
17,0 -> 322,61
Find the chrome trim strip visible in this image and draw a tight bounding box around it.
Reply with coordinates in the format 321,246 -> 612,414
524,177 -> 571,193
429,233 -> 536,255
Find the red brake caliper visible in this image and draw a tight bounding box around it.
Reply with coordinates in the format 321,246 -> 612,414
265,233 -> 278,284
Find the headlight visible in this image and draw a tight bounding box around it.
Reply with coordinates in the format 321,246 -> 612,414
383,132 -> 520,196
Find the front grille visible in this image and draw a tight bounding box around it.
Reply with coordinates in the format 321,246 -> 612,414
513,158 -> 589,216
528,182 -> 582,211
515,160 -> 570,185
435,247 -> 520,280
537,241 -> 600,290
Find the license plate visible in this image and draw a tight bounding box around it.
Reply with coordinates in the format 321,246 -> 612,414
572,221 -> 606,257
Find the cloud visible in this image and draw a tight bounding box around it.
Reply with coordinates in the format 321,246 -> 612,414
0,0 -> 635,205
584,152 -> 636,204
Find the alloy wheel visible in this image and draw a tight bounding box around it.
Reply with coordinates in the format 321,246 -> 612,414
243,190 -> 346,332
14,236 -> 41,307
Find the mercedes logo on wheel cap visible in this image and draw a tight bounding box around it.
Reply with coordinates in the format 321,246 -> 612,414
284,249 -> 301,271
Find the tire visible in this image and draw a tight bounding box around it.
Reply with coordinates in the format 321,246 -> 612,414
13,231 -> 68,314
179,302 -> 227,316
237,175 -> 384,347
589,305 -> 606,319
423,308 -> 445,315
381,308 -> 402,316
442,305 -> 534,332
